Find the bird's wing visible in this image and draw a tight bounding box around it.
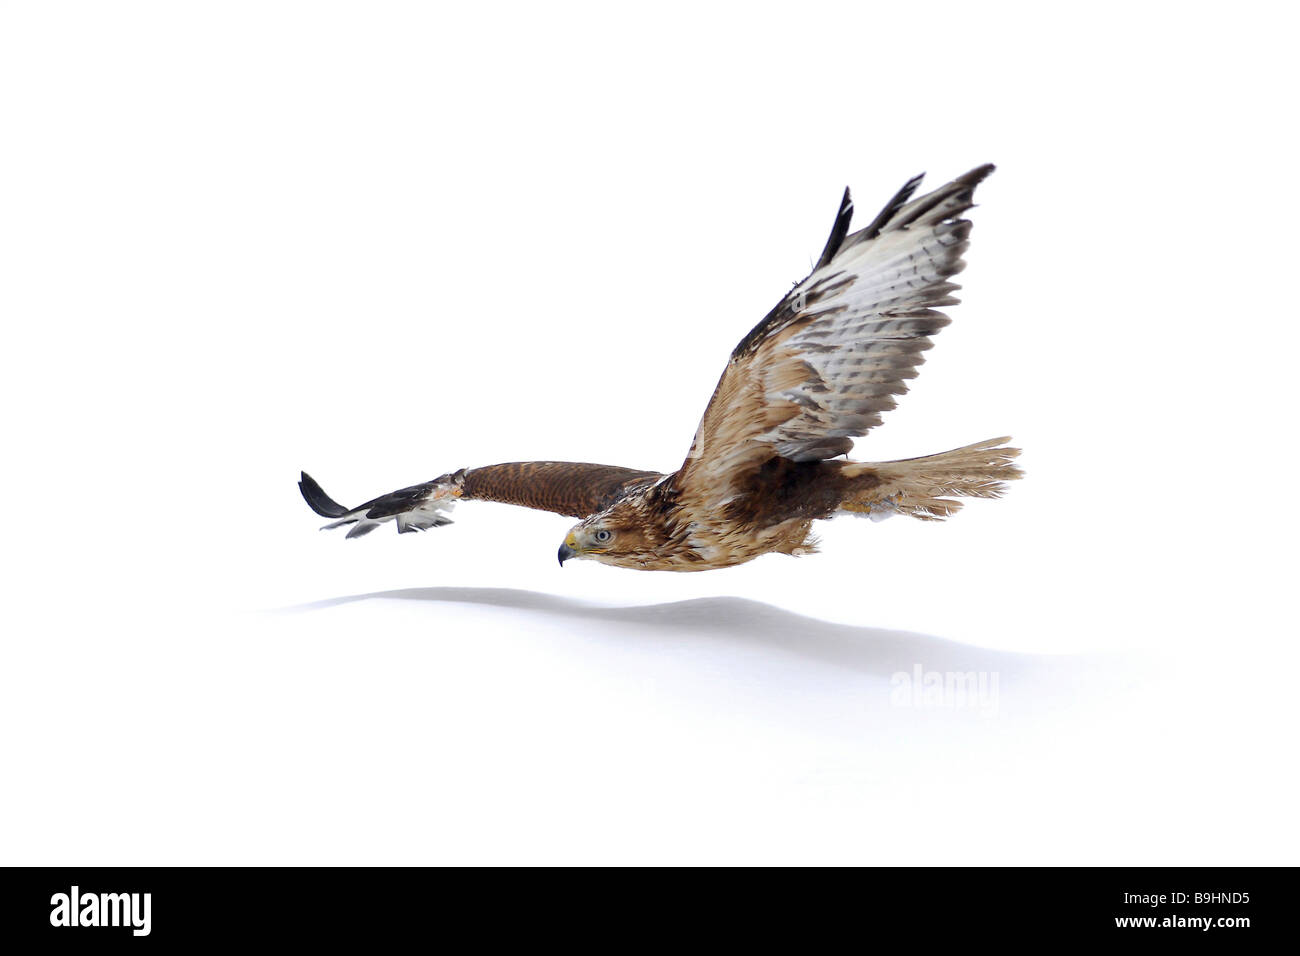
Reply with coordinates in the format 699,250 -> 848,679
673,165 -> 994,508
300,461 -> 663,538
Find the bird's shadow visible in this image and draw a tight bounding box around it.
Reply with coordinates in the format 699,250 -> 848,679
283,586 -> 1094,681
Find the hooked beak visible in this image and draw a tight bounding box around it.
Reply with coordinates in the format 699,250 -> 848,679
557,541 -> 577,566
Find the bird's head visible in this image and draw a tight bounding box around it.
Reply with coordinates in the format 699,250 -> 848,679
557,501 -> 656,569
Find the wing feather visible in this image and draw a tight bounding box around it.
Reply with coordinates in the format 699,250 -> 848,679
676,165 -> 994,505
301,462 -> 662,538
460,461 -> 662,518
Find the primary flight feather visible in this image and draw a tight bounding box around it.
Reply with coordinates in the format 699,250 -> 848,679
300,165 -> 1021,571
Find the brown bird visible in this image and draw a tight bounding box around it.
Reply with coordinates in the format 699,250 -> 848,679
300,165 -> 1021,571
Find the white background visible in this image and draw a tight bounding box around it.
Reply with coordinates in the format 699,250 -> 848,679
2,2 -> 1296,864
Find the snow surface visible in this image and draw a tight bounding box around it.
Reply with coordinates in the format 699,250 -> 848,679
2,2 -> 1296,865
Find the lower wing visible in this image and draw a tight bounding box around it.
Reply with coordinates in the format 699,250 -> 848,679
299,461 -> 663,539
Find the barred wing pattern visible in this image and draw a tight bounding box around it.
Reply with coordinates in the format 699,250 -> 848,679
676,165 -> 993,507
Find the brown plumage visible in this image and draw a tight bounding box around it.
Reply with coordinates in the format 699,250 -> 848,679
300,165 -> 1022,570
460,462 -> 661,518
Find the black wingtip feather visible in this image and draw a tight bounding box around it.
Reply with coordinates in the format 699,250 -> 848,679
864,164 -> 996,239
363,481 -> 440,519
858,172 -> 926,241
813,186 -> 854,271
299,471 -> 352,518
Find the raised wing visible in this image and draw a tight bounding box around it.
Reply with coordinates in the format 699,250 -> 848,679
676,165 -> 994,506
300,461 -> 662,538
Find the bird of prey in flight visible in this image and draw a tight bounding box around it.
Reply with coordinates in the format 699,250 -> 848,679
300,165 -> 1021,571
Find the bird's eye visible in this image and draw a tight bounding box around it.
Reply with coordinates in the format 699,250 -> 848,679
594,529 -> 612,543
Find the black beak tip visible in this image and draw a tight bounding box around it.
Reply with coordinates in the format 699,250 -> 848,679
557,543 -> 575,566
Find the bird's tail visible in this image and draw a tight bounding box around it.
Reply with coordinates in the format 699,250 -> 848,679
840,437 -> 1022,521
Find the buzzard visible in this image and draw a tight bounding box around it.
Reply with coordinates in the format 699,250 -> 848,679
300,165 -> 1021,571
